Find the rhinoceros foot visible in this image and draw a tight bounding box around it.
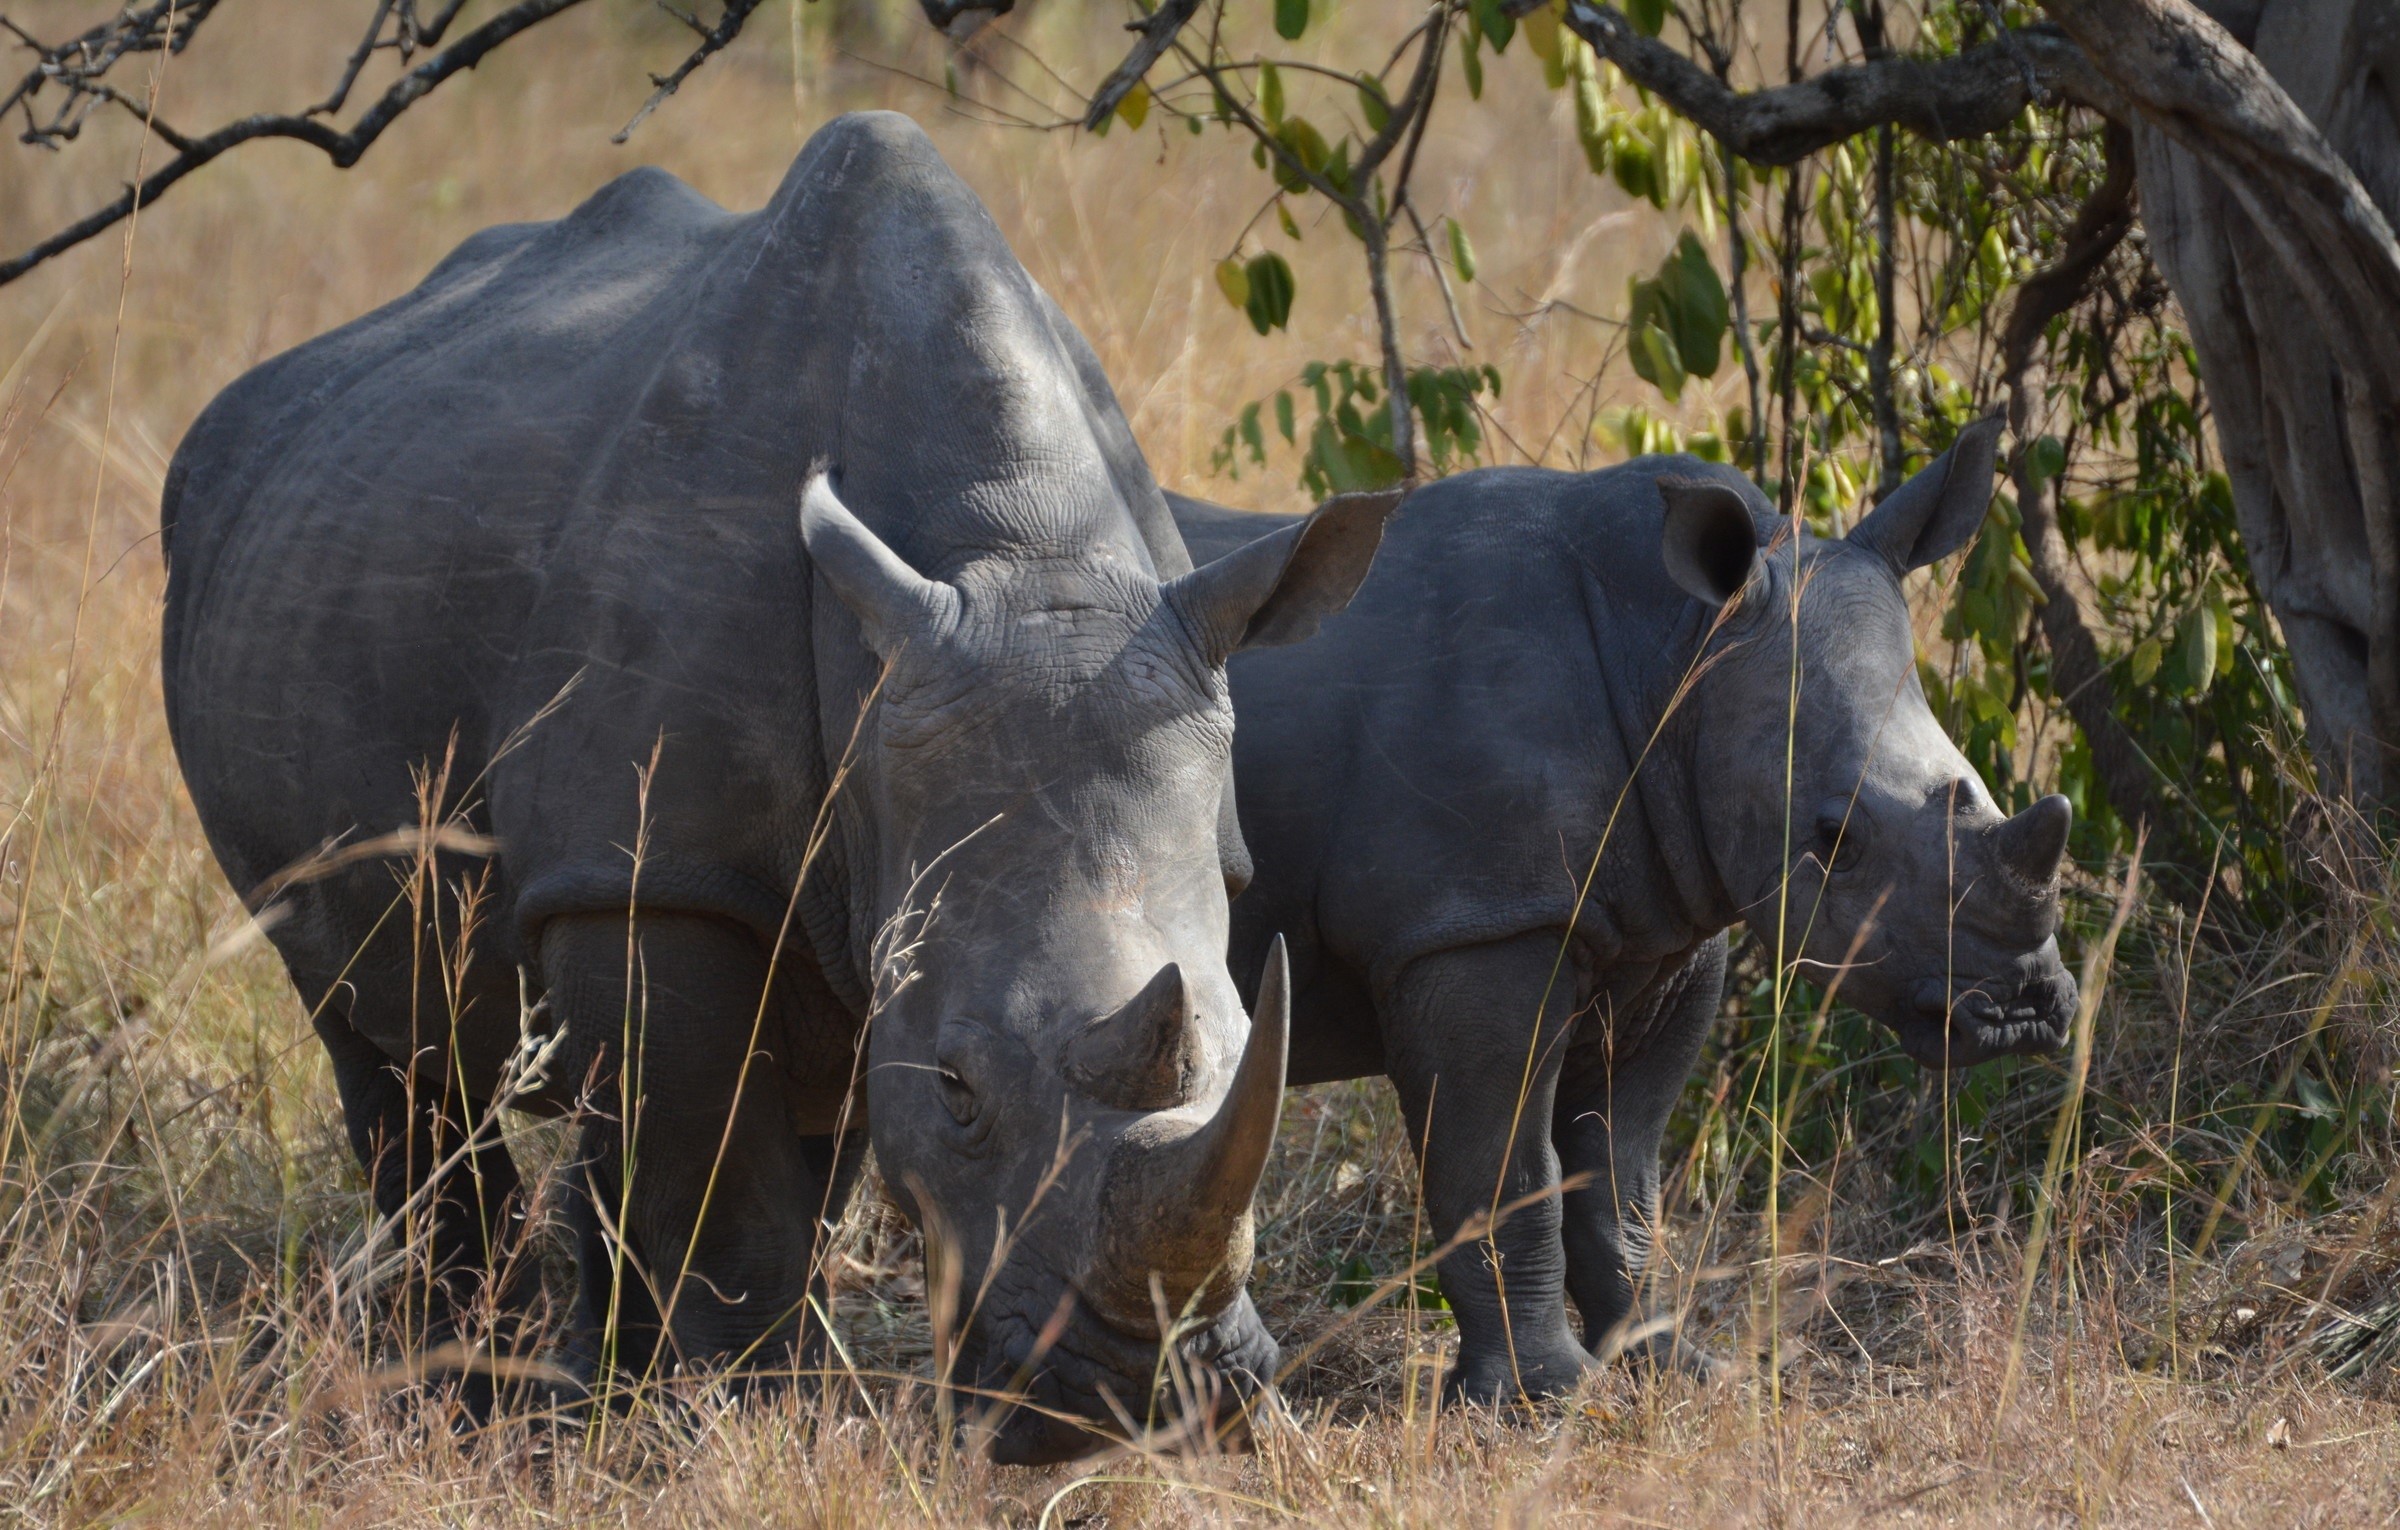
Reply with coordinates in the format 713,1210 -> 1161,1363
1606,1320 -> 1731,1383
1441,1338 -> 1596,1408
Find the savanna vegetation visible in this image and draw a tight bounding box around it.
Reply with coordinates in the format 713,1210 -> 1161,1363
0,0 -> 2394,1522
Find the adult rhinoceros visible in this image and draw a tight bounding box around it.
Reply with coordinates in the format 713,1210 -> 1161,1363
161,112 -> 1388,1462
1170,418 -> 2078,1403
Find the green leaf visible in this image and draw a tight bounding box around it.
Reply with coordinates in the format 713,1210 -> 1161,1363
2026,434 -> 2067,496
1115,80 -> 1150,130
1574,74 -> 1610,176
1275,389 -> 1296,444
2295,1069 -> 2339,1120
2179,601 -> 2219,696
1356,76 -> 1390,133
1628,317 -> 1686,403
1259,59 -> 1285,126
1460,24 -> 1485,98
1275,0 -> 1309,42
1313,421 -> 1405,493
1544,32 -> 1575,91
1524,2 -> 1563,69
1215,256 -> 1250,311
1446,216 -> 1478,283
1611,133 -> 1655,201
1659,230 -> 1728,379
1272,116 -> 1330,193
1276,199 -> 1302,240
1473,0 -> 1515,52
1244,251 -> 1295,334
2129,637 -> 2163,687
1626,0 -> 1667,35
1323,136 -> 1353,197
1330,1253 -> 1375,1308
1977,224 -> 2012,291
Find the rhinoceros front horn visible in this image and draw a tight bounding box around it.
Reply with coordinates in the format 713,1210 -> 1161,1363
1994,793 -> 2072,887
1086,936 -> 1290,1330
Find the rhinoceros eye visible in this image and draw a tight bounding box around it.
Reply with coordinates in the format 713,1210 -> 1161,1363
1813,798 -> 1867,873
934,1017 -> 997,1134
937,1067 -> 979,1127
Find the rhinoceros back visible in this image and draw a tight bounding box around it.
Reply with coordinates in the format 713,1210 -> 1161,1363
1202,460 -> 1769,1016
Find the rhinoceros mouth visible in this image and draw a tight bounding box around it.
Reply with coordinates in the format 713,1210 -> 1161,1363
1895,970 -> 2077,1069
969,1289 -> 1278,1465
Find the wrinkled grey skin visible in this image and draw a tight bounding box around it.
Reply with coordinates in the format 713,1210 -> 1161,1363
1170,419 -> 2077,1403
161,112 -> 1391,1463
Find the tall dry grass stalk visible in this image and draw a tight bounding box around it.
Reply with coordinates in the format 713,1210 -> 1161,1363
0,2 -> 2394,1522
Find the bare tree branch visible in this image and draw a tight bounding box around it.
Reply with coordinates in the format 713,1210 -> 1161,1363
0,0 -> 767,289
1554,1 -> 2123,164
3,0 -> 224,143
613,0 -> 768,144
314,0 -> 400,119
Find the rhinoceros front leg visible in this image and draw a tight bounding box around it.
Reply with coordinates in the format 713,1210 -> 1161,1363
1552,935 -> 1726,1370
1384,933 -> 1594,1404
540,911 -> 863,1389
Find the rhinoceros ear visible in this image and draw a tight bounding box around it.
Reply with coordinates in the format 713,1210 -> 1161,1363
1165,486 -> 1402,665
800,469 -> 958,659
1847,412 -> 2005,573
1657,476 -> 1761,607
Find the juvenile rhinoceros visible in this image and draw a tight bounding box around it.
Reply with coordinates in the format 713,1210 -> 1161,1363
1170,417 -> 2077,1402
161,112 -> 1390,1462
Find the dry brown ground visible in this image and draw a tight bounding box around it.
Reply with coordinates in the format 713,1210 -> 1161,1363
0,3 -> 2394,1523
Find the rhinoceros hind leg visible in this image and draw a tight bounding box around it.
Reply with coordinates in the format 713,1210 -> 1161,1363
312,1005 -> 542,1418
1553,935 -> 1726,1368
1384,934 -> 1594,1406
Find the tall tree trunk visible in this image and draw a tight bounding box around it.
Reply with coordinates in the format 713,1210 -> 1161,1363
1568,0 -> 2400,807
2051,0 -> 2400,801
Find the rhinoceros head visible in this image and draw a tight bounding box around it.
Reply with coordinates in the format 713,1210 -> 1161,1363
1660,417 -> 2079,1069
802,472 -> 1390,1461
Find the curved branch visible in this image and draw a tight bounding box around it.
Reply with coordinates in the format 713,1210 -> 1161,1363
1997,125 -> 2209,901
1,113 -> 346,286
1557,1 -> 2123,164
0,0 -> 764,289
2043,0 -> 2400,399
1081,0 -> 1201,131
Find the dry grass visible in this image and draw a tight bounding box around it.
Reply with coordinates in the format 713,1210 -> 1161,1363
0,2 -> 2395,1523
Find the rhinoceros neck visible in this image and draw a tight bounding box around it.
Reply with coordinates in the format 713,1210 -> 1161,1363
1584,578 -> 1748,950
